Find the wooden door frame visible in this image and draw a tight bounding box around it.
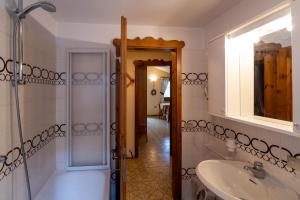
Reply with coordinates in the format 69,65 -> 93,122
115,16 -> 127,200
113,37 -> 185,200
134,59 -> 172,159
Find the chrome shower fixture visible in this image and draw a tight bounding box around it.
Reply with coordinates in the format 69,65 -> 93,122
9,1 -> 56,20
16,1 -> 56,19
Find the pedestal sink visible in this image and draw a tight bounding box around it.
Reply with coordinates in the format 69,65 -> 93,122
196,160 -> 298,200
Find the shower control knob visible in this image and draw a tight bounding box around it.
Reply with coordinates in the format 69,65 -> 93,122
0,156 -> 6,163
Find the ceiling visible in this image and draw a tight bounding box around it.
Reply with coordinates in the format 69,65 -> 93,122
260,29 -> 291,47
50,0 -> 241,27
154,66 -> 170,73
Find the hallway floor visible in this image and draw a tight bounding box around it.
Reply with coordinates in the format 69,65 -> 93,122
126,117 -> 172,200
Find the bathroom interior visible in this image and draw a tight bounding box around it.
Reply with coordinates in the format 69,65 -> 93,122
0,0 -> 300,200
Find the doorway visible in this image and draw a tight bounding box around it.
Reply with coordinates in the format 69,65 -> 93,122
126,58 -> 172,199
134,59 -> 172,158
113,29 -> 185,200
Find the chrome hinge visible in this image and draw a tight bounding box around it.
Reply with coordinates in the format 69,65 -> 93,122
111,149 -> 119,160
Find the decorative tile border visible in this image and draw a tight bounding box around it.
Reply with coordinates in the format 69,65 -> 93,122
0,56 -> 66,85
0,124 -> 66,182
182,167 -> 196,181
0,121 -> 119,182
0,58 -> 208,86
110,170 -> 118,184
110,72 -> 117,85
110,122 -> 116,135
110,121 -> 117,185
182,119 -> 298,174
109,72 -> 208,86
72,72 -> 103,85
72,122 -> 103,136
182,72 -> 208,85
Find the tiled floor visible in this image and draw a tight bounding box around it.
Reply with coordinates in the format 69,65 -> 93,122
126,117 -> 172,200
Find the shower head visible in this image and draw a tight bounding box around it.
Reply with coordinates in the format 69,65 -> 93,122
16,1 -> 56,19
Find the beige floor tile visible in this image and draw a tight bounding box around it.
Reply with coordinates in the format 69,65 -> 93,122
127,117 -> 173,200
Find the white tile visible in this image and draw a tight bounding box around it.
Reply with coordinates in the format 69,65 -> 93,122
56,86 -> 66,99
0,175 -> 13,200
12,166 -> 27,200
0,31 -> 10,61
0,105 -> 12,151
56,110 -> 66,124
0,6 -> 11,37
0,81 -> 12,107
182,49 -> 206,72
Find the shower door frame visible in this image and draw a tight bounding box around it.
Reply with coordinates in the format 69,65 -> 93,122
66,48 -> 110,171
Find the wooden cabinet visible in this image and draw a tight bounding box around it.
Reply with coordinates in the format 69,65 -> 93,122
292,0 -> 300,133
207,36 -> 226,117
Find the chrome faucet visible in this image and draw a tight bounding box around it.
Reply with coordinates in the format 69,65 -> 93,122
244,161 -> 266,179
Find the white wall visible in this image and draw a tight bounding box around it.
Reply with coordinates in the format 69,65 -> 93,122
204,0 -> 300,193
23,0 -> 58,36
0,1 -> 57,199
57,22 -> 204,50
205,0 -> 285,41
57,21 -> 210,199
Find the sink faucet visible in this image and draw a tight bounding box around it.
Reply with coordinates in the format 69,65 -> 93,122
244,161 -> 266,179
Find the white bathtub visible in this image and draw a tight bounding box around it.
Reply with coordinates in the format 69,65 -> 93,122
34,170 -> 110,200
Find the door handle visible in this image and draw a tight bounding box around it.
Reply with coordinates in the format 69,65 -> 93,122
112,156 -> 119,160
112,149 -> 119,160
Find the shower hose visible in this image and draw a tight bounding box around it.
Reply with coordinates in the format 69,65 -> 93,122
12,18 -> 32,200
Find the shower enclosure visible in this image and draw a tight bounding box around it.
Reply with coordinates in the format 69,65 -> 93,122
4,1 -> 56,200
67,49 -> 110,170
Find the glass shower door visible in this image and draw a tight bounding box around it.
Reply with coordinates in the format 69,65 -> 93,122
68,49 -> 110,169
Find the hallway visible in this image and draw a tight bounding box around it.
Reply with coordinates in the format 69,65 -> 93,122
126,117 -> 172,200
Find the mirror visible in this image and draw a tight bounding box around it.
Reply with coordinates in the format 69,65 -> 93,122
254,28 -> 292,121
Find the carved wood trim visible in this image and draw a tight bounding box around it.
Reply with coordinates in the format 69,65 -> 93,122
133,59 -> 172,67
113,36 -> 185,52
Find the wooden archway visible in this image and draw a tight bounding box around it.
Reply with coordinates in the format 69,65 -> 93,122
113,36 -> 185,200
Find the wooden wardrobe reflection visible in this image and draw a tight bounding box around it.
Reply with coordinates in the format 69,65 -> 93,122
254,42 -> 292,121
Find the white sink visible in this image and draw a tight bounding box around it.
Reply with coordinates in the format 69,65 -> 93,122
196,160 -> 298,200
